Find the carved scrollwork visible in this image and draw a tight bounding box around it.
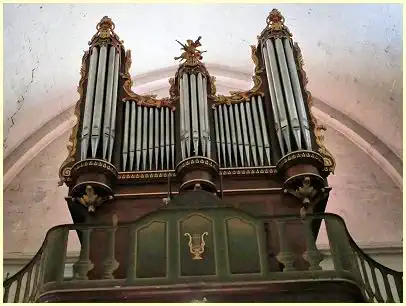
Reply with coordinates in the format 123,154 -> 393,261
122,50 -> 174,109
293,43 -> 336,174
73,185 -> 114,213
58,51 -> 89,186
214,45 -> 264,106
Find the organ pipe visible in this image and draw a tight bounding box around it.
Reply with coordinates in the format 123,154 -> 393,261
214,107 -> 221,166
274,38 -> 301,149
197,73 -> 206,156
102,46 -> 116,159
122,102 -> 130,171
239,102 -> 251,166
108,51 -> 120,162
136,105 -> 142,170
80,47 -> 99,159
91,45 -> 108,157
190,74 -> 199,155
233,103 -> 244,166
257,96 -> 271,165
251,97 -> 264,166
265,40 -> 292,153
129,102 -> 136,170
283,38 -> 312,150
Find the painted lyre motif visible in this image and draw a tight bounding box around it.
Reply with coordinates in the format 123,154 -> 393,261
184,232 -> 209,260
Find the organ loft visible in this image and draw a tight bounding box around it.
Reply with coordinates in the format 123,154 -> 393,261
4,9 -> 402,303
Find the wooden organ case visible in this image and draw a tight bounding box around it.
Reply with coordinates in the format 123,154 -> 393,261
56,10 -> 349,302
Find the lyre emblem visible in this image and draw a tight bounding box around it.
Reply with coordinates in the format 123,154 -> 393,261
184,232 -> 208,260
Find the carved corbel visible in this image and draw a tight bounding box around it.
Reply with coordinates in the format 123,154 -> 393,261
73,185 -> 114,213
284,176 -> 327,218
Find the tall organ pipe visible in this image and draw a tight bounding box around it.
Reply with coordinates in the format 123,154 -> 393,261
165,108 -> 170,168
182,74 -> 191,157
136,105 -> 142,170
122,102 -> 130,171
81,47 -> 99,160
265,39 -> 292,153
262,45 -> 285,156
108,51 -> 120,162
160,108 -> 165,169
257,96 -> 271,165
222,104 -> 232,167
170,110 -> 175,168
190,74 -> 199,155
142,108 -> 148,170
283,38 -> 312,150
251,97 -> 264,166
239,102 -> 251,166
129,102 -> 136,170
245,101 -> 258,166
214,107 -> 221,166
154,108 -> 159,170
197,73 -> 206,156
148,108 -> 154,169
229,105 -> 238,166
218,105 -> 227,167
274,38 -> 301,149
202,77 -> 210,158
233,104 -> 244,166
179,77 -> 186,159
91,45 -> 108,157
102,46 -> 116,159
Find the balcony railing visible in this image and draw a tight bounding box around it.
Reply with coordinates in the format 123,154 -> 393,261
3,213 -> 402,303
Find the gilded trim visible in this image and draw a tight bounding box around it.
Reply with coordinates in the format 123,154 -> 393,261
121,50 -> 174,109
257,9 -> 292,43
294,43 -> 336,174
214,45 -> 264,106
58,51 -> 89,186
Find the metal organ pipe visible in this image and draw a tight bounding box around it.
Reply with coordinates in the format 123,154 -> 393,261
136,105 -> 142,170
81,47 -> 99,160
148,107 -> 154,169
251,97 -> 264,166
218,105 -> 227,167
213,107 -> 221,166
160,108 -> 165,169
262,44 -> 285,156
283,38 -> 312,150
274,38 -> 301,149
233,103 -> 244,166
257,96 -> 271,165
244,101 -> 258,166
108,51 -> 120,162
170,110 -> 175,168
179,77 -> 186,159
190,74 -> 199,155
154,108 -> 159,170
222,104 -> 232,167
197,73 -> 206,156
202,77 -> 210,158
165,108 -> 170,169
129,102 -> 136,170
102,46 -> 116,159
142,107 -> 148,170
91,45 -> 108,157
182,74 -> 191,157
122,102 -> 130,171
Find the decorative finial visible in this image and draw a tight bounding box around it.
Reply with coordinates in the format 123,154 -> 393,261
89,16 -> 123,46
258,8 -> 292,41
174,36 -> 207,66
96,16 -> 115,39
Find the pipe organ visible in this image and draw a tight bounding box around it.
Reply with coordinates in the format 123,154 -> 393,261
121,103 -> 175,171
59,10 -> 335,228
81,39 -> 121,162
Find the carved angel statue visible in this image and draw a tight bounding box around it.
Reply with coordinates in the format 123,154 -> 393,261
174,36 -> 207,66
73,185 -> 113,213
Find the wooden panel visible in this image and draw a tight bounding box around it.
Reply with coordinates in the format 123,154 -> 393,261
135,221 -> 167,278
225,217 -> 261,274
179,214 -> 216,276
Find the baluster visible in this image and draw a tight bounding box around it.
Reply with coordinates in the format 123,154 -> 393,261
394,274 -> 403,302
29,262 -> 40,302
301,217 -> 324,270
13,276 -> 22,302
3,284 -> 10,303
359,257 -> 375,301
73,228 -> 94,280
22,270 -> 33,302
382,272 -> 395,302
275,220 -> 296,271
102,215 -> 120,279
369,266 -> 384,302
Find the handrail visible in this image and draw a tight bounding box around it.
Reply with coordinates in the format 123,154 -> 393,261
3,212 -> 402,303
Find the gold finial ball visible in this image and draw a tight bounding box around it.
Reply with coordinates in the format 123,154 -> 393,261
266,8 -> 285,26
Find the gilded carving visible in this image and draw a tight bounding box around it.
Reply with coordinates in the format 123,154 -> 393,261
174,36 -> 206,67
184,232 -> 208,260
89,16 -> 123,47
214,45 -> 264,106
122,50 -> 174,109
73,185 -> 113,213
58,51 -> 89,186
293,43 -> 336,173
258,8 -> 292,42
